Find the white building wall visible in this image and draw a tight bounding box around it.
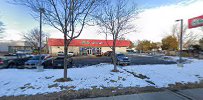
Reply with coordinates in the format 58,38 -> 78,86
101,47 -> 127,53
49,46 -> 80,55
50,46 -> 127,55
0,40 -> 26,52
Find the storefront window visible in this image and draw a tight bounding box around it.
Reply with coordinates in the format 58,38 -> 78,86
79,47 -> 101,55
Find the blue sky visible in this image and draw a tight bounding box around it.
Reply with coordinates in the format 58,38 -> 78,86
0,0 -> 202,41
136,0 -> 184,8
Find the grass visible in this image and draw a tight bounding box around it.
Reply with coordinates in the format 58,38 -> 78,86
2,81 -> 203,100
111,69 -> 120,72
54,77 -> 72,82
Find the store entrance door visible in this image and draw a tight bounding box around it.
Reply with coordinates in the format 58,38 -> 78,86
87,48 -> 92,55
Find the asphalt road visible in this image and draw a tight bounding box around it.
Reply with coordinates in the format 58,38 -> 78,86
79,88 -> 203,100
72,56 -> 111,67
0,54 -> 176,69
72,54 -> 176,67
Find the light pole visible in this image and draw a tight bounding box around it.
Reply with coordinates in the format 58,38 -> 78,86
175,19 -> 183,67
37,7 -> 45,72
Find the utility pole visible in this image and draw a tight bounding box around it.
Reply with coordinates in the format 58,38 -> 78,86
37,8 -> 45,72
175,19 -> 183,67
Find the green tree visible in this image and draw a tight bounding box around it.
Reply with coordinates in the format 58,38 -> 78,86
136,40 -> 152,52
161,35 -> 178,51
151,42 -> 159,50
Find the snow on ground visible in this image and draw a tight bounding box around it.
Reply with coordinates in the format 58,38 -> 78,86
0,57 -> 203,97
0,63 -> 149,97
123,57 -> 203,87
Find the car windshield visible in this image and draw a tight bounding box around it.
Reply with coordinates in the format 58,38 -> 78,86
30,55 -> 45,60
117,54 -> 125,57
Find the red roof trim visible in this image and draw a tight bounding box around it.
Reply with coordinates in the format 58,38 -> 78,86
48,38 -> 131,47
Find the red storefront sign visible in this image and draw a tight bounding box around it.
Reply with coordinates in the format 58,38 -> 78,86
188,15 -> 203,29
48,38 -> 131,47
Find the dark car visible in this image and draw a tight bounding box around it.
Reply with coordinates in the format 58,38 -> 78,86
42,56 -> 73,69
103,51 -> 113,56
41,57 -> 54,69
0,58 -> 4,65
116,53 -> 130,65
3,54 -> 32,68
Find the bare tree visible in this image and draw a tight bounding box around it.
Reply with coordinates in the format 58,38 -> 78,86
171,24 -> 199,49
23,28 -> 48,50
12,0 -> 102,81
93,0 -> 137,72
199,38 -> 203,50
0,21 -> 4,33
0,20 -> 5,39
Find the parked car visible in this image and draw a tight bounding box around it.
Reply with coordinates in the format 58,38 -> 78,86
103,51 -> 113,56
57,51 -> 75,57
68,52 -> 74,57
126,49 -> 137,54
0,58 -> 4,65
41,57 -> 54,69
24,54 -> 51,68
57,51 -> 64,56
2,53 -> 32,68
42,56 -> 73,69
116,53 -> 130,65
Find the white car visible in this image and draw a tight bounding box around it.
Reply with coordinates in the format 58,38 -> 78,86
57,51 -> 74,57
68,52 -> 74,57
57,51 -> 64,56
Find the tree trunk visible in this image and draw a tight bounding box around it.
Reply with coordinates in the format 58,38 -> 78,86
112,46 -> 117,71
64,33 -> 68,80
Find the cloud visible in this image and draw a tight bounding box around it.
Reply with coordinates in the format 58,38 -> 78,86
8,0 -> 202,42
126,0 -> 203,42
73,0 -> 203,42
2,29 -> 22,40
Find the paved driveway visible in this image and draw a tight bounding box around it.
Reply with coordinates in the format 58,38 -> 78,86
128,54 -> 176,65
0,54 -> 176,68
72,54 -> 176,67
72,56 -> 111,67
79,88 -> 203,100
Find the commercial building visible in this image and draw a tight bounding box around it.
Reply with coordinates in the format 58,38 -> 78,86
48,38 -> 131,55
0,40 -> 33,53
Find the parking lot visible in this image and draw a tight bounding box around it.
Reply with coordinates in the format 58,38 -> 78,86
0,54 -> 176,69
72,54 -> 176,67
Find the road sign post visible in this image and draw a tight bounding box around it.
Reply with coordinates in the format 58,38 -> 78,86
176,19 -> 184,67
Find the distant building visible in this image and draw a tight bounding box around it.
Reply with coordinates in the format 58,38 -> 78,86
48,38 -> 131,55
0,40 -> 33,53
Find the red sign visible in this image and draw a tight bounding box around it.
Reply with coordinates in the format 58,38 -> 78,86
48,38 -> 131,47
188,15 -> 203,29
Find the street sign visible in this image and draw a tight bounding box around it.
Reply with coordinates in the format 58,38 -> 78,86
188,15 -> 203,29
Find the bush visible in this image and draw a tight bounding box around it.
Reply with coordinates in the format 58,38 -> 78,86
182,52 -> 191,57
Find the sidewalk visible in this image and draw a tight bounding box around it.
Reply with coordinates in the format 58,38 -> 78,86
78,88 -> 203,100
